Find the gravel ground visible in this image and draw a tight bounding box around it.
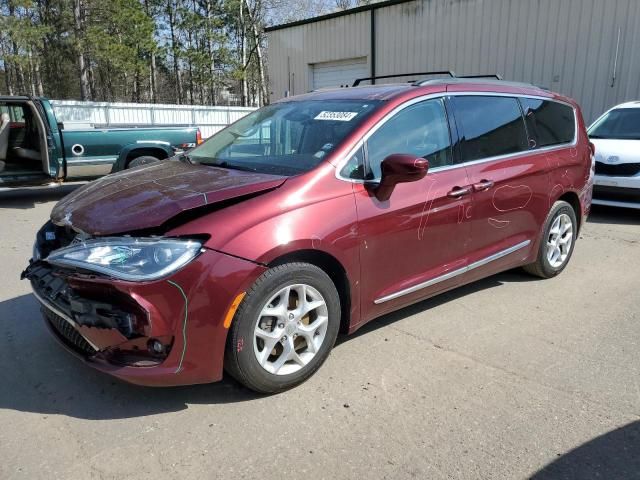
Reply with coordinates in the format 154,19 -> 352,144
0,187 -> 639,480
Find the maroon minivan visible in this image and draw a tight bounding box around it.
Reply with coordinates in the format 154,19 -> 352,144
23,78 -> 594,393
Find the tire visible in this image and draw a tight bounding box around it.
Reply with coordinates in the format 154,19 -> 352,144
523,200 -> 578,279
127,155 -> 160,168
224,262 -> 341,393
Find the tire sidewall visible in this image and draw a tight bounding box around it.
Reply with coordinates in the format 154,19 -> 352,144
127,155 -> 160,168
538,201 -> 577,277
227,263 -> 341,393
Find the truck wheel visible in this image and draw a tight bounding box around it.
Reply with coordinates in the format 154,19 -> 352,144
523,200 -> 577,279
127,155 -> 160,168
224,263 -> 341,393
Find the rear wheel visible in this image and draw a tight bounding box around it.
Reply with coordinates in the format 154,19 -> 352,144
127,155 -> 160,168
524,200 -> 577,278
224,263 -> 341,393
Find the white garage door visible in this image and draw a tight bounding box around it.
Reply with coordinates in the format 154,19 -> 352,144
311,58 -> 368,90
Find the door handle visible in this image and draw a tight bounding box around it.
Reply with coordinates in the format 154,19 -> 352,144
447,186 -> 472,198
472,179 -> 494,191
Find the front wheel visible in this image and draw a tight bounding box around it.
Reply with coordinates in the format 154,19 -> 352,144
524,200 -> 577,278
224,263 -> 341,393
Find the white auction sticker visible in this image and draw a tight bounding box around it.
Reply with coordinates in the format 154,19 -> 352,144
314,111 -> 358,121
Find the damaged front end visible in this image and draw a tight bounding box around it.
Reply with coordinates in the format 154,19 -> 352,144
22,219 -> 268,386
24,262 -> 169,366
22,221 -> 196,369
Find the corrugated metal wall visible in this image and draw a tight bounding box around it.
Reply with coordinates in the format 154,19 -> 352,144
267,0 -> 640,122
267,11 -> 371,98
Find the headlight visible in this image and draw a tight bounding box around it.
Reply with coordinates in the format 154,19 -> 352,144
46,237 -> 203,281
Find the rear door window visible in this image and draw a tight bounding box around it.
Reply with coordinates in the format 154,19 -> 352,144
520,98 -> 576,146
0,105 -> 26,124
451,96 -> 529,162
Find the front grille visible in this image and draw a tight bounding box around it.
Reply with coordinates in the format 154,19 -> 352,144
595,161 -> 640,177
593,185 -> 640,203
42,307 -> 96,356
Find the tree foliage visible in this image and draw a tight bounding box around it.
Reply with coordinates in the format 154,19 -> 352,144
0,0 -> 370,105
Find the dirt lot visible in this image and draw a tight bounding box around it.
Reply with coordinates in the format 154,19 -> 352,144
0,187 -> 638,480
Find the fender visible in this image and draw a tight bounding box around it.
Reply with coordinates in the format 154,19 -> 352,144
110,141 -> 174,173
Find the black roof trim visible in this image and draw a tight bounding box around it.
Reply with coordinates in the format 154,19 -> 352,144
418,78 -> 548,90
265,0 -> 416,32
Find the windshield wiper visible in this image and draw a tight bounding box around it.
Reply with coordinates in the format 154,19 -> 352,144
213,161 -> 257,172
178,153 -> 194,163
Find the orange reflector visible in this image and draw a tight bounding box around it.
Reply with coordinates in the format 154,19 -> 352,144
223,292 -> 246,329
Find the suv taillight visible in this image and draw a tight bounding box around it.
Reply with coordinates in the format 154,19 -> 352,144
196,129 -> 203,145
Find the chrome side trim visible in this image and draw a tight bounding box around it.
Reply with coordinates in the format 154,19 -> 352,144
32,288 -> 100,351
373,239 -> 531,304
0,181 -> 87,194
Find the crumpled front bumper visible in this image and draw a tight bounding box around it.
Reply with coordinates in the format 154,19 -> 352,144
24,248 -> 266,386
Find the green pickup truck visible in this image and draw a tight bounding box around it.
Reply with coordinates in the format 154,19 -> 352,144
0,96 -> 201,191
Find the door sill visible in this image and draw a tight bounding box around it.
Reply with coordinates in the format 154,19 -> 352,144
374,240 -> 531,304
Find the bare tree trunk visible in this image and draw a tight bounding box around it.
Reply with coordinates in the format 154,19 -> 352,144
14,59 -> 26,94
240,1 -> 248,107
143,0 -> 157,103
242,0 -> 267,106
1,40 -> 15,96
7,3 -> 26,94
205,0 -> 215,104
245,1 -> 267,106
167,0 -> 183,104
73,0 -> 90,100
34,58 -> 44,96
5,69 -> 13,96
150,52 -> 157,103
186,25 -> 194,105
27,49 -> 37,96
88,63 -> 97,99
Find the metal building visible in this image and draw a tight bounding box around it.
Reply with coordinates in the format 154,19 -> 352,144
265,0 -> 640,122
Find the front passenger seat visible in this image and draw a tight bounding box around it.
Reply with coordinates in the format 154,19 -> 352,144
0,112 -> 10,172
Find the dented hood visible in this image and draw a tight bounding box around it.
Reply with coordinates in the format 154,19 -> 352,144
51,160 -> 286,235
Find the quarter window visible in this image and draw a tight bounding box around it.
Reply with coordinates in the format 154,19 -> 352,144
520,98 -> 575,146
364,98 -> 452,180
451,96 -> 529,162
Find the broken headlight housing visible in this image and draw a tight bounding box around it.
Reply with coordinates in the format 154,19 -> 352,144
46,237 -> 203,281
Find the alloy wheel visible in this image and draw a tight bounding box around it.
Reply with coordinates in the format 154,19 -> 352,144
253,284 -> 329,375
546,213 -> 573,268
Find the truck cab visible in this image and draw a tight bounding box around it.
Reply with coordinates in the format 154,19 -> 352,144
0,96 -> 201,191
0,96 -> 60,186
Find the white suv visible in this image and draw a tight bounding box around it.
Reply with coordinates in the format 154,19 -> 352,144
589,101 -> 640,209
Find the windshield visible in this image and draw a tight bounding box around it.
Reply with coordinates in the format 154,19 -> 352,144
589,108 -> 640,140
188,100 -> 380,176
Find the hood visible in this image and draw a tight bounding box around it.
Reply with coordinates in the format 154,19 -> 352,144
591,138 -> 640,165
51,160 -> 287,235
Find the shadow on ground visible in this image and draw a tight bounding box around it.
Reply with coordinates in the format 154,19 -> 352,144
587,204 -> 640,226
0,184 -> 82,210
339,269 -> 537,343
0,269 -> 536,420
531,420 -> 640,480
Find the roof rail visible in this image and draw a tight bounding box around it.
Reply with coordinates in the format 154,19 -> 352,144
413,73 -> 504,86
352,71 -> 456,87
455,74 -> 503,80
352,71 -> 507,87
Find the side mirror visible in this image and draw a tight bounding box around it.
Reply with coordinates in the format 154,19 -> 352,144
369,154 -> 429,201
